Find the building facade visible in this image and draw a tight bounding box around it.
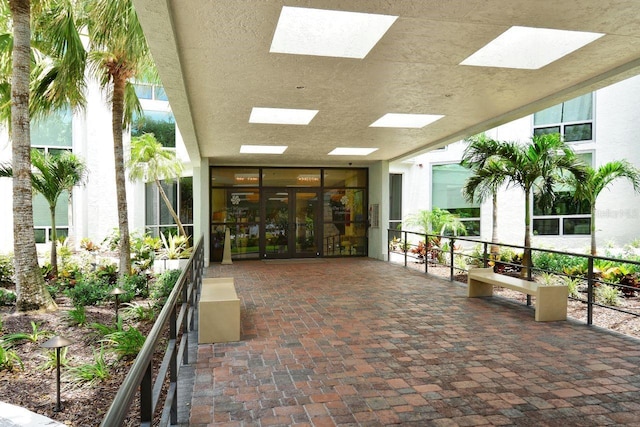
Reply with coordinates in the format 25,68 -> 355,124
390,74 -> 640,253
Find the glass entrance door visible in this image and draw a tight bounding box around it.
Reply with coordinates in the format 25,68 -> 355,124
263,189 -> 319,258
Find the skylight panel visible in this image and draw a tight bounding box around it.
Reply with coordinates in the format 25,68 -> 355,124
369,113 -> 444,128
460,26 -> 604,70
270,6 -> 398,59
240,145 -> 288,154
328,147 -> 378,156
249,107 -> 318,125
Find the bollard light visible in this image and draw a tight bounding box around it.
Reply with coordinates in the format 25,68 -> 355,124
41,336 -> 72,412
109,287 -> 126,324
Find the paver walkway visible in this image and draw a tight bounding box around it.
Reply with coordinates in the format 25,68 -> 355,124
191,258 -> 640,426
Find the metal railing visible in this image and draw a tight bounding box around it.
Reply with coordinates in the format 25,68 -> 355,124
100,236 -> 204,426
388,229 -> 640,327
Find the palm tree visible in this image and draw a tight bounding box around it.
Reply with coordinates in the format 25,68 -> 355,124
461,134 -> 508,256
571,160 -> 640,255
85,0 -> 153,278
128,133 -> 187,238
483,133 -> 588,275
404,207 -> 467,251
1,150 -> 88,279
31,150 -> 87,278
2,0 -> 86,310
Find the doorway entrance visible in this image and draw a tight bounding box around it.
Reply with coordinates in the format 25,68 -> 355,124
263,189 -> 320,258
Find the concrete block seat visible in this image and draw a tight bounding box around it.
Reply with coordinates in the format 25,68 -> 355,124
198,277 -> 240,344
467,267 -> 568,322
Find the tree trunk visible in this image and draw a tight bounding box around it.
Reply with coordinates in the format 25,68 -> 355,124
112,74 -> 131,279
155,178 -> 187,239
521,187 -> 532,278
590,202 -> 597,256
49,205 -> 58,279
490,192 -> 499,256
9,0 -> 56,311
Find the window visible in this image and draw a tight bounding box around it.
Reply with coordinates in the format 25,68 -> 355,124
534,93 -> 593,142
389,173 -> 402,233
131,110 -> 176,148
31,109 -> 73,243
145,177 -> 193,238
133,83 -> 169,101
533,153 -> 592,236
431,164 -> 480,236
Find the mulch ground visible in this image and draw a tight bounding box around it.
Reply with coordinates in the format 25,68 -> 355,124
0,294 -> 157,427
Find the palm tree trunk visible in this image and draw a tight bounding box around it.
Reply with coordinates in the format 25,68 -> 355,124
9,0 -> 56,311
155,178 -> 187,238
590,202 -> 597,256
49,205 -> 58,279
112,74 -> 131,278
491,192 -> 499,255
522,187 -> 532,278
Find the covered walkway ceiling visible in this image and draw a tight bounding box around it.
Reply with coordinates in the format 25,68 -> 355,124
133,1 -> 640,166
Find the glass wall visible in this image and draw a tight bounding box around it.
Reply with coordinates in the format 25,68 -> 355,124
210,167 -> 368,261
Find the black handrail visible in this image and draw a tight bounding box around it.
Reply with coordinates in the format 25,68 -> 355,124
100,236 -> 204,426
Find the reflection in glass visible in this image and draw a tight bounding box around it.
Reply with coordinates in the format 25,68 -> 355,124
265,191 -> 289,254
295,192 -> 318,255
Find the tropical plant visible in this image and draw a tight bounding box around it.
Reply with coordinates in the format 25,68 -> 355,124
461,133 -> 509,255
570,160 -> 640,255
128,133 -> 187,238
39,346 -> 69,371
464,133 -> 588,276
2,321 -> 52,345
68,346 -> 110,384
85,0 -> 155,279
102,325 -> 145,359
2,0 -> 85,311
0,288 -> 16,306
563,277 -> 582,299
64,277 -> 109,307
121,301 -> 156,322
158,233 -> 192,260
595,283 -> 622,306
0,254 -> 14,285
1,150 -> 88,280
65,305 -> 87,326
0,344 -> 23,372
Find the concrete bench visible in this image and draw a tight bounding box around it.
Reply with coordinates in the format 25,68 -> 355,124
467,267 -> 568,322
198,277 -> 240,343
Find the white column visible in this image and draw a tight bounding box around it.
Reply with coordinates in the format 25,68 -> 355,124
368,161 -> 390,261
193,159 -> 210,266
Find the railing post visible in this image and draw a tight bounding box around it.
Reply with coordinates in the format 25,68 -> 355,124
140,363 -> 153,424
403,230 -> 408,267
387,229 -> 390,262
483,242 -> 488,268
450,238 -> 455,281
424,232 -> 428,274
587,256 -> 594,325
170,303 -> 178,425
526,247 -> 532,306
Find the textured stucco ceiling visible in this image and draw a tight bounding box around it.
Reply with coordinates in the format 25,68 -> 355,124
132,0 -> 640,167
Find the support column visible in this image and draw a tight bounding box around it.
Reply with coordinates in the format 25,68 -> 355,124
368,161 -> 390,261
193,159 -> 210,266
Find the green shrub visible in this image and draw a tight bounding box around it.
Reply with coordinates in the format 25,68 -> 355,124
595,284 -> 622,306
563,277 -> 582,299
120,274 -> 149,299
65,278 -> 110,307
39,347 -> 69,371
102,326 -> 146,359
0,344 -> 22,371
68,346 -> 110,384
122,302 -> 156,322
0,288 -> 16,306
152,269 -> 181,308
2,321 -> 52,346
532,251 -> 587,275
65,306 -> 87,326
96,262 -> 118,285
0,255 -> 14,285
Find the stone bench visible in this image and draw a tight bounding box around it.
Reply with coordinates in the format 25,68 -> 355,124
467,267 -> 568,322
198,277 -> 240,343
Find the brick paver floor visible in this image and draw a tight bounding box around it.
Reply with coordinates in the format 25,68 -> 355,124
190,258 -> 640,426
